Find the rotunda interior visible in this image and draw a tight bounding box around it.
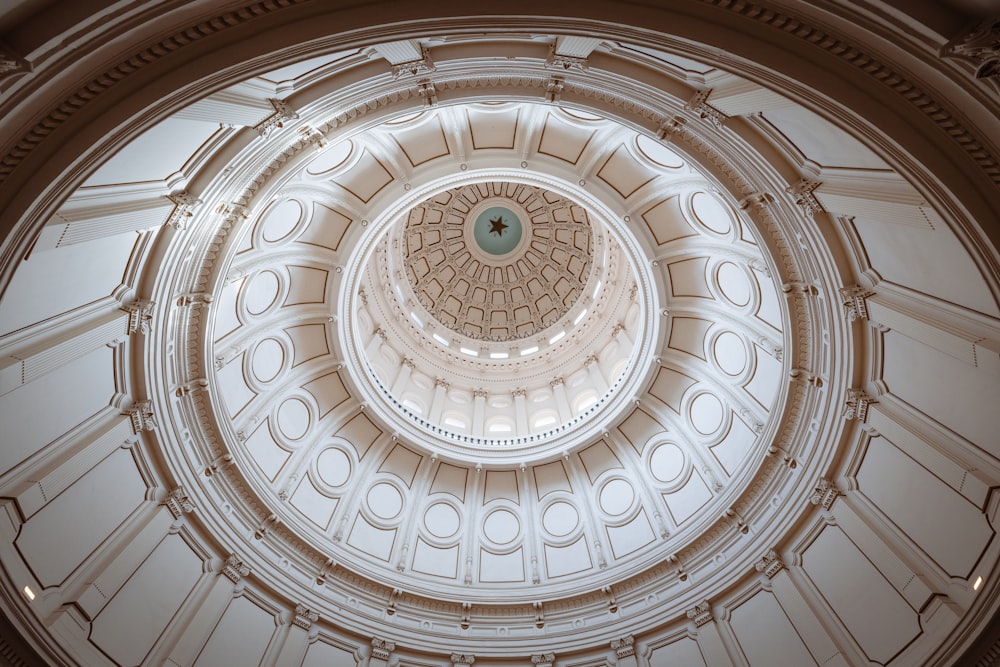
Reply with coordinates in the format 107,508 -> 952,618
0,2 -> 998,666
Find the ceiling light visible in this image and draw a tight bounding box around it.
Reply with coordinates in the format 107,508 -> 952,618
974,576 -> 983,591
549,331 -> 565,344
22,585 -> 35,601
574,309 -> 587,324
490,352 -> 508,359
432,333 -> 450,346
461,347 -> 478,356
521,346 -> 538,356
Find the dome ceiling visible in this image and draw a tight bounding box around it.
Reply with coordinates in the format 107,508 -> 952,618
0,5 -> 998,666
403,180 -> 594,342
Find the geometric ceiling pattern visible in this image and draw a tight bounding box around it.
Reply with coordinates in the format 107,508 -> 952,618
0,3 -> 998,667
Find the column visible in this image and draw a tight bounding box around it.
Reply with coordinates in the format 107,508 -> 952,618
550,377 -> 572,422
391,357 -> 414,393
756,550 -> 851,666
370,637 -> 395,667
472,389 -> 487,438
429,378 -> 449,423
611,637 -> 637,667
273,604 -> 318,667
158,555 -> 250,666
513,389 -> 528,434
584,354 -> 608,393
687,601 -> 735,666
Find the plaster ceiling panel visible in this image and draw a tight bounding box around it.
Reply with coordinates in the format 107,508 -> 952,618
0,230 -> 138,335
82,118 -> 222,186
533,461 -> 573,498
635,134 -> 685,170
743,345 -> 782,410
542,501 -> 580,538
801,526 -> 921,664
667,317 -> 713,360
648,442 -> 685,484
367,482 -> 404,520
641,195 -> 698,246
760,107 -> 890,170
286,323 -> 330,367
217,354 -> 255,418
283,266 -> 328,306
606,510 -> 656,559
709,416 -> 757,476
347,515 -> 396,561
599,478 -> 636,516
715,261 -> 752,307
89,534 -> 202,667
668,257 -> 713,299
537,111 -> 597,164
752,268 -> 782,331
243,421 -> 290,481
482,508 -> 521,545
663,469 -> 713,525
302,371 -> 349,418
690,192 -> 734,235
483,470 -> 520,504
648,367 -> 698,414
250,338 -> 285,383
259,198 -> 304,243
305,140 -> 354,176
848,217 -> 1000,317
391,115 -> 451,167
424,502 -> 462,539
332,151 -> 393,203
276,396 -> 311,441
577,440 -> 623,483
315,447 -> 352,488
544,537 -> 593,578
712,331 -> 748,377
377,444 -> 423,487
243,270 -> 281,316
596,144 -> 657,198
689,392 -> 725,436
296,202 -> 352,251
301,638 -> 359,667
192,595 -> 274,667
466,105 -> 520,150
430,463 -> 468,501
289,475 -> 338,529
479,548 -> 526,583
648,637 -> 708,667
728,591 -> 818,666
617,408 -> 667,455
333,413 -> 382,460
413,539 -> 459,578
212,279 -> 242,341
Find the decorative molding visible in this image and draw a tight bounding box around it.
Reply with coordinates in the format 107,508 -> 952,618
786,178 -> 824,215
843,387 -> 875,421
292,604 -> 318,629
656,115 -> 687,140
686,600 -> 713,627
165,191 -> 201,229
533,601 -> 545,628
941,18 -> 1000,81
738,192 -> 775,210
531,653 -> 555,667
122,299 -> 155,335
683,89 -> 727,127
162,486 -> 194,518
371,637 -> 396,661
391,47 -> 436,78
123,400 -> 156,432
546,45 -> 589,71
0,40 -> 31,79
221,554 -> 250,583
809,477 -> 841,510
451,654 -> 476,665
418,80 -> 438,106
755,549 -> 785,579
546,76 -> 565,103
254,98 -> 299,138
839,285 -> 873,322
611,635 -> 635,658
